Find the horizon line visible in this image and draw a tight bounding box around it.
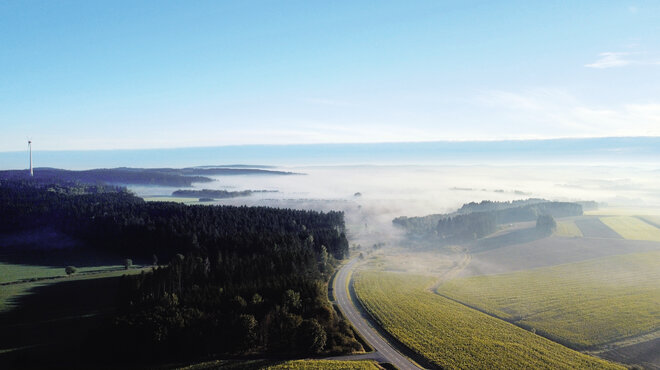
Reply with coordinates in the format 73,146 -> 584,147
1,135 -> 659,154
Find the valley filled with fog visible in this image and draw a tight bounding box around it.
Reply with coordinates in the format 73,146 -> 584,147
135,163 -> 660,241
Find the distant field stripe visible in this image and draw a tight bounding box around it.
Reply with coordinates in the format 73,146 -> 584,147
600,216 -> 660,242
574,218 -> 622,239
555,221 -> 583,237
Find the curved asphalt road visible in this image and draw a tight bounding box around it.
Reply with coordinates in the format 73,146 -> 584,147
333,258 -> 423,370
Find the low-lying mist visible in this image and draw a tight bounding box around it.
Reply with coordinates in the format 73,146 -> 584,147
133,162 -> 660,260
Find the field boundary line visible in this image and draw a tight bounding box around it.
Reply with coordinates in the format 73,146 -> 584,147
587,329 -> 660,355
636,215 -> 660,229
432,290 -> 593,351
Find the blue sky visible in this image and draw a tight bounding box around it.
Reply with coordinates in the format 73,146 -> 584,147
1,1 -> 659,151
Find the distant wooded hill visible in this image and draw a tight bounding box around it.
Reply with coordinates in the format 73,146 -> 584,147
0,166 -> 300,187
393,199 -> 585,243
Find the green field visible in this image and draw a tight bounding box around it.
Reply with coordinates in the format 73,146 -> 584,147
180,359 -> 382,370
600,216 -> 660,241
354,271 -> 622,369
0,262 -> 125,284
0,265 -> 149,312
0,281 -> 44,312
439,251 -> 660,348
555,220 -> 583,237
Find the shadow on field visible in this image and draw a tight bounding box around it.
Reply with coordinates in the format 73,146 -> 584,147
574,217 -> 623,239
471,227 -> 545,253
0,228 -> 134,268
0,276 -> 123,369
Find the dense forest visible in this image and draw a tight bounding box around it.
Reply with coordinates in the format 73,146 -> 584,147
393,199 -> 583,243
172,189 -> 277,198
0,179 -> 360,363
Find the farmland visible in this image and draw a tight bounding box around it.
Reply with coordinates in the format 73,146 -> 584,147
353,270 -> 622,369
600,216 -> 660,242
180,359 -> 383,369
457,235 -> 660,278
0,268 -> 151,367
0,263 -> 148,312
555,220 -> 583,237
640,215 -> 660,228
439,251 -> 660,348
574,218 -> 622,239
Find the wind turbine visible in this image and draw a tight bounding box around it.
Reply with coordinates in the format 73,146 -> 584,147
28,139 -> 33,176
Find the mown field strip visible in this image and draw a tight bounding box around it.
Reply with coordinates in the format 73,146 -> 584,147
354,271 -> 623,369
555,220 -> 583,237
600,216 -> 660,241
439,251 -> 660,348
0,263 -> 125,284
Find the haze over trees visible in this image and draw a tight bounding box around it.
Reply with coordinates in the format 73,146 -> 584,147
536,214 -> 557,235
393,199 -> 583,243
0,179 -> 359,364
172,189 -> 277,198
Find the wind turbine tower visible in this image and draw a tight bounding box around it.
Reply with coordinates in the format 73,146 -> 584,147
28,140 -> 33,176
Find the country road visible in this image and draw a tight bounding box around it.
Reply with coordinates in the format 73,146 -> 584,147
332,258 -> 423,370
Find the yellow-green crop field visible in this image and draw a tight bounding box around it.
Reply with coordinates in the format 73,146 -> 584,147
599,216 -> 660,241
555,221 -> 583,237
584,208 -> 660,216
180,359 -> 382,370
354,271 -> 622,369
439,251 -> 660,348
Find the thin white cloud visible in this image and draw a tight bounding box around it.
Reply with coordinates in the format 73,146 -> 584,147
585,51 -> 660,68
585,52 -> 632,68
301,97 -> 353,107
479,89 -> 660,137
